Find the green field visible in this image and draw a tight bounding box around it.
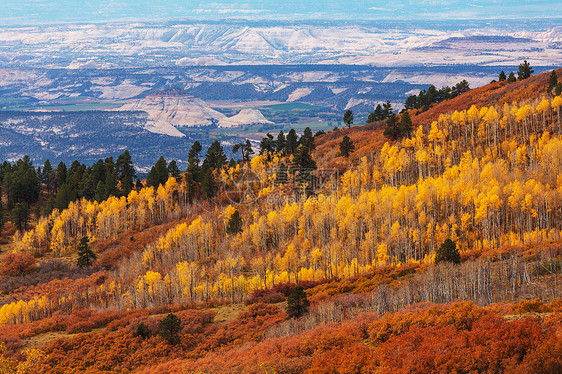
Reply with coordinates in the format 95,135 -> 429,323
260,102 -> 330,112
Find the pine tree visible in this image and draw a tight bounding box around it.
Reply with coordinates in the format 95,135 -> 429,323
548,70 -> 558,93
259,134 -> 275,155
435,239 -> 460,265
291,146 -> 317,171
159,313 -> 182,345
299,127 -> 315,150
204,141 -> 227,170
343,110 -> 354,129
507,71 -> 517,83
398,111 -> 412,137
285,129 -> 298,155
374,104 -> 385,120
134,323 -> 150,339
115,150 -> 136,196
11,203 -> 29,232
517,60 -> 533,80
383,113 -> 399,140
147,156 -> 168,188
339,135 -> 355,157
56,161 -> 67,190
94,181 -> 107,202
77,236 -> 97,267
276,131 -> 286,153
498,70 -> 507,82
226,210 -> 243,235
382,100 -> 393,118
188,141 -> 202,168
286,286 -> 310,318
201,167 -> 216,199
167,160 -> 181,181
366,111 -> 377,124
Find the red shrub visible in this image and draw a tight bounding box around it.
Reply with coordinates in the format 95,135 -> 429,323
0,252 -> 36,276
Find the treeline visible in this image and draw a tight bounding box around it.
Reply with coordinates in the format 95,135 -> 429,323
404,80 -> 470,111
0,151 -> 139,233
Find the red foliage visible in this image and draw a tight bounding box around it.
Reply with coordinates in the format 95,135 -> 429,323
0,252 -> 36,276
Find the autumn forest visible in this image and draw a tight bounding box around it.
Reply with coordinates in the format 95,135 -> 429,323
0,67 -> 562,373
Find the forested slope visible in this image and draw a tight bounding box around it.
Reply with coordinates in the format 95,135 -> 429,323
0,68 -> 561,373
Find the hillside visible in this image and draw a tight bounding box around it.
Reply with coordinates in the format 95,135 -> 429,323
314,67 -> 562,169
1,68 -> 562,373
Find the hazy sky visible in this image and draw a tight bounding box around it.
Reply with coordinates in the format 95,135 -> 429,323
2,0 -> 562,25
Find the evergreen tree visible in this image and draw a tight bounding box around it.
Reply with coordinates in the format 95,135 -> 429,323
147,156 -> 168,188
276,131 -> 286,153
94,180 -> 107,202
233,140 -> 254,163
498,70 -> 507,82
453,80 -> 470,96
204,140 -> 227,170
286,286 -> 310,318
3,155 -> 40,208
382,101 -> 393,118
299,127 -> 315,150
201,167 -> 216,199
77,236 -> 96,267
56,161 -> 67,190
507,71 -> 517,83
115,150 -> 136,196
134,323 -> 150,339
383,113 -> 399,140
435,239 -> 461,265
41,159 -> 53,185
404,96 -> 417,111
374,104 -> 385,120
291,146 -> 317,191
54,183 -> 75,211
187,141 -> 203,184
548,70 -> 558,93
291,146 -> 317,171
104,157 -> 118,197
259,133 -> 275,155
159,313 -> 182,345
343,110 -> 354,129
366,111 -> 377,124
285,129 -> 298,155
518,60 -> 533,80
226,209 -> 243,235
339,135 -> 355,157
188,141 -> 203,168
167,160 -> 181,181
398,111 -> 413,138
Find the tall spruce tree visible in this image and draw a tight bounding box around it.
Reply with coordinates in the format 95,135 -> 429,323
343,110 -> 354,129
498,70 -> 507,82
115,150 -> 136,196
517,60 -> 533,80
339,135 -> 355,157
285,129 -> 298,155
147,157 -> 168,188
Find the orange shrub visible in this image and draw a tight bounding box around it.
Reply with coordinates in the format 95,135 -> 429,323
0,252 -> 36,276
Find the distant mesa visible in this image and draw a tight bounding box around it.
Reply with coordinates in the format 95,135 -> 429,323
218,109 -> 273,128
116,94 -> 273,136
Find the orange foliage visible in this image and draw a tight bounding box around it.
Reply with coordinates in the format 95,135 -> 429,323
0,253 -> 36,276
